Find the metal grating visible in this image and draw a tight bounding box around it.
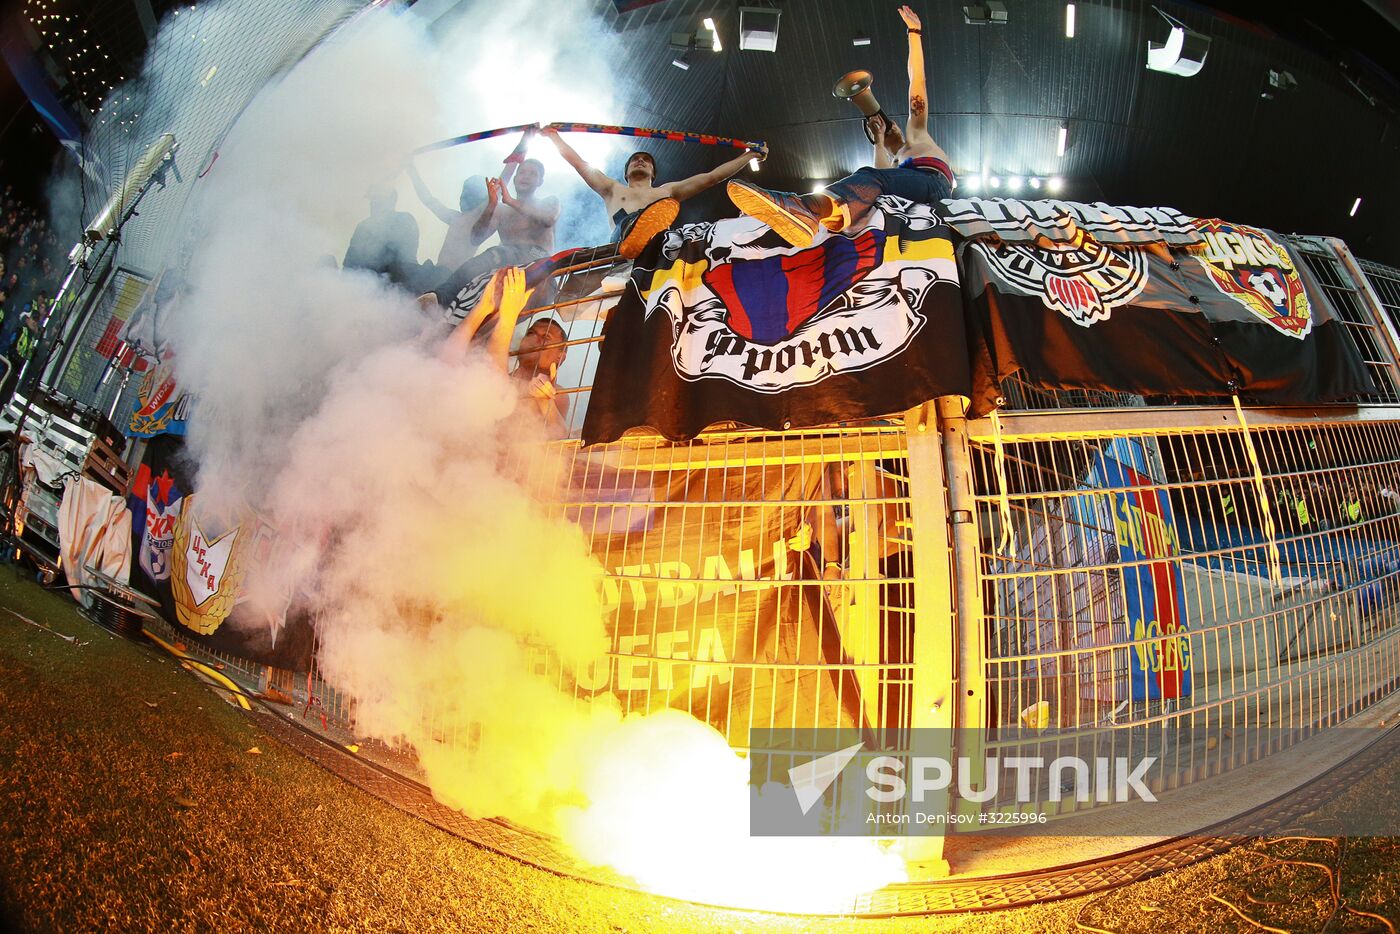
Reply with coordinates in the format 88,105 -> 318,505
967,413 -> 1400,824
1293,241 -> 1400,404
54,266 -> 149,415
1359,257 -> 1400,331
78,0 -> 366,278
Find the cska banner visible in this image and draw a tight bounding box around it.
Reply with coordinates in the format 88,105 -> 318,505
961,218 -> 1377,416
127,356 -> 190,438
582,196 -> 969,444
1094,453 -> 1193,701
127,436 -> 311,669
533,459 -> 868,743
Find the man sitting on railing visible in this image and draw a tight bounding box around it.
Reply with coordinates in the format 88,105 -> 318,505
425,156 -> 560,314
726,5 -> 954,248
542,126 -> 765,259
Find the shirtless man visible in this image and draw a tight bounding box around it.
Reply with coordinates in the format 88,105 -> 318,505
406,164 -> 489,273
727,5 -> 954,248
542,125 -> 765,258
425,157 -> 560,310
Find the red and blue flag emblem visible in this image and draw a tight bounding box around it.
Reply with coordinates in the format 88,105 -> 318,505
702,230 -> 887,343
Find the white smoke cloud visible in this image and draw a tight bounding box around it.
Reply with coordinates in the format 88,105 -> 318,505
104,0 -> 904,912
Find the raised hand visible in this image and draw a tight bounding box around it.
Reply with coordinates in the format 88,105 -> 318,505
884,121 -> 906,149
898,4 -> 921,30
749,142 -> 770,162
528,373 -> 557,400
497,265 -> 527,311
485,177 -> 501,207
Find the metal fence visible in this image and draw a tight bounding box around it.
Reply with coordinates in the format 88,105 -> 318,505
963,407 -> 1400,821
52,267 -> 151,420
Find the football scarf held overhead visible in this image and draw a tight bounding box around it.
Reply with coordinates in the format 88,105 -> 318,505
961,219 -> 1377,417
581,195 -> 969,444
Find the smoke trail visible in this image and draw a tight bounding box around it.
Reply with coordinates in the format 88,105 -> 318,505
157,2 -> 623,828
101,0 -> 905,910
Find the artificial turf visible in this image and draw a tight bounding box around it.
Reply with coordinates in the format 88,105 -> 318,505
0,567 -> 1395,933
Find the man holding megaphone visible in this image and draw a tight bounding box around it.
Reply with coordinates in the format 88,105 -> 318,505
727,5 -> 954,248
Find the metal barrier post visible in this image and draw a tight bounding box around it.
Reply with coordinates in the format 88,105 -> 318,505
901,401 -> 956,876
936,395 -> 989,824
1327,237 -> 1400,369
844,459 -> 885,731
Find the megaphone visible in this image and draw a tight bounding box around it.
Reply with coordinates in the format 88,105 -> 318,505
832,70 -> 888,144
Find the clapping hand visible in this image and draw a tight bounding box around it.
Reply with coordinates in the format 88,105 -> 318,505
528,373 -> 556,400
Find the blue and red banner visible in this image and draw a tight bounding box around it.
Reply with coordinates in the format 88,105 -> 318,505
1094,453 -> 1193,701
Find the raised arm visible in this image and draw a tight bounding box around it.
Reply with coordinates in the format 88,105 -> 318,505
898,5 -> 928,137
472,177 -> 501,242
486,267 -> 531,371
868,116 -> 895,169
542,126 -> 614,198
407,161 -> 460,226
666,146 -> 767,201
439,268 -> 506,360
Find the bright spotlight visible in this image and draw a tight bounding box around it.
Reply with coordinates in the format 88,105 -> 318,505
1048,176 -> 1064,192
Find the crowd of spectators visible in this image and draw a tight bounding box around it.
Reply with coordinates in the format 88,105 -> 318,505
0,184 -> 63,399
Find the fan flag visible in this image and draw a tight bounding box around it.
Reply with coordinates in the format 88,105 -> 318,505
581,196 -> 969,444
127,436 -> 313,669
961,219 -> 1377,416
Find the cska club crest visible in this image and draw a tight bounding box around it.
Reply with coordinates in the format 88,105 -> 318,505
169,493 -> 246,635
1191,219 -> 1312,339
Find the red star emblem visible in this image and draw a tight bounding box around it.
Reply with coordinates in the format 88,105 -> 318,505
153,470 -> 176,507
